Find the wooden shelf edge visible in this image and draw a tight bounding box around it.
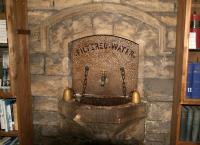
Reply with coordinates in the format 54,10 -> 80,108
178,141 -> 200,145
181,98 -> 200,105
0,130 -> 18,137
189,49 -> 200,52
192,3 -> 200,8
0,88 -> 14,99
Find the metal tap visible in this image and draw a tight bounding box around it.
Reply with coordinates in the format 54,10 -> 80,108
100,71 -> 107,87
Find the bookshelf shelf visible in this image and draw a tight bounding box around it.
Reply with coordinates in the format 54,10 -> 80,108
189,49 -> 200,52
178,141 -> 200,145
181,99 -> 200,105
171,0 -> 200,145
0,130 -> 18,137
0,88 -> 14,99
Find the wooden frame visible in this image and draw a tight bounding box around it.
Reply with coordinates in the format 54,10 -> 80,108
171,0 -> 200,145
0,0 -> 33,144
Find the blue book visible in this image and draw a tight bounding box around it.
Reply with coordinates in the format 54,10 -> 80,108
186,63 -> 194,98
192,63 -> 200,98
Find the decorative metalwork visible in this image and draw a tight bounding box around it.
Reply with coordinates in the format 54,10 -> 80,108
120,67 -> 127,97
71,35 -> 139,97
81,66 -> 89,96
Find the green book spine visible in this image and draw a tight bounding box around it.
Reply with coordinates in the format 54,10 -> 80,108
180,106 -> 188,141
192,106 -> 200,142
186,106 -> 194,141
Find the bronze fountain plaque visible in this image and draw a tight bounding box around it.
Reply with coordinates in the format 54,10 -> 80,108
70,35 -> 139,97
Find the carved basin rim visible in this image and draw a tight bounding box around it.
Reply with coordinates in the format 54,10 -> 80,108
75,94 -> 131,106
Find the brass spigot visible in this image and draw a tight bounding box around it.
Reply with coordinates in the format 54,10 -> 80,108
131,90 -> 141,104
100,71 -> 107,87
63,87 -> 74,102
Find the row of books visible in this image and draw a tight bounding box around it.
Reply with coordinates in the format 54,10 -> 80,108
0,52 -> 9,89
0,0 -> 4,13
0,20 -> 7,44
0,99 -> 18,132
186,63 -> 200,98
180,106 -> 200,142
0,137 -> 19,145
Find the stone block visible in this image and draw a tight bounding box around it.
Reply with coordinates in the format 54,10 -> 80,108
28,0 -> 92,10
29,26 -> 42,53
33,125 -> 42,144
167,29 -> 176,49
28,10 -> 55,25
114,17 -> 140,40
147,102 -> 172,121
160,15 -> 177,26
145,133 -> 165,142
146,121 -> 171,133
29,26 -> 48,53
144,78 -> 174,99
164,133 -> 170,145
70,15 -> 92,35
144,56 -> 175,79
48,23 -> 71,54
45,54 -> 69,76
151,13 -> 177,26
33,96 -> 58,112
33,111 -> 60,126
41,125 -> 59,137
31,75 -> 68,97
121,0 -> 175,12
93,13 -> 114,34
30,53 -> 45,75
133,24 -> 159,57
93,0 -> 120,3
147,95 -> 173,102
144,141 -> 164,145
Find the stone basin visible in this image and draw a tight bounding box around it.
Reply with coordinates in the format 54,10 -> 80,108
59,99 -> 146,141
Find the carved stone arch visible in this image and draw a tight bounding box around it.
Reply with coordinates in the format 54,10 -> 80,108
38,3 -> 167,54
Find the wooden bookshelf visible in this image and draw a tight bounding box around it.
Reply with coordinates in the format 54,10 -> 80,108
171,0 -> 200,145
0,0 -> 33,144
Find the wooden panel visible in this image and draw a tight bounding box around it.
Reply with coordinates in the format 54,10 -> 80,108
5,0 -> 33,144
170,0 -> 192,144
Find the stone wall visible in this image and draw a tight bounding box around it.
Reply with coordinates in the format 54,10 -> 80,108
28,0 -> 177,145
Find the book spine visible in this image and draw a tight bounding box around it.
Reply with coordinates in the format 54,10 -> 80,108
180,106 -> 188,141
187,63 -> 193,98
1,100 -> 8,132
5,101 -> 13,131
186,106 -> 194,141
192,63 -> 200,98
13,103 -> 18,131
192,107 -> 200,142
0,99 -> 5,130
